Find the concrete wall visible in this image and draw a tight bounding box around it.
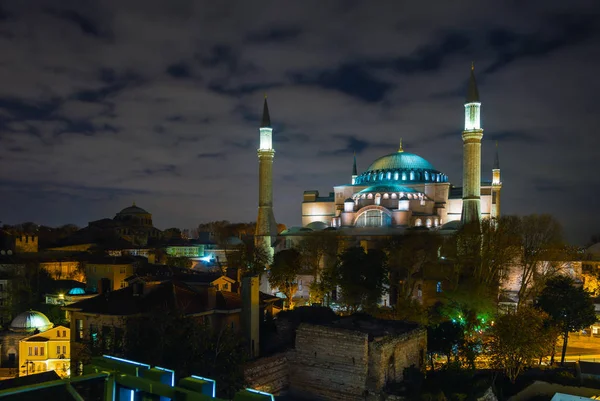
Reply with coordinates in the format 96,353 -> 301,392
244,352 -> 289,395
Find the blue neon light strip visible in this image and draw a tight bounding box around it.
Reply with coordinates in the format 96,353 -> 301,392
246,388 -> 275,401
155,366 -> 175,387
103,355 -> 150,368
191,375 -> 216,398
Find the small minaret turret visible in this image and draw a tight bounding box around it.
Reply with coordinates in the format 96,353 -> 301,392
492,141 -> 502,219
351,152 -> 358,184
255,95 -> 277,262
461,63 -> 483,225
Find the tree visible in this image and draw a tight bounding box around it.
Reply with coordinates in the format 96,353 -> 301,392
427,320 -> 463,367
162,227 -> 182,240
536,275 -> 597,365
269,249 -> 302,309
336,247 -> 388,313
296,232 -> 339,304
489,306 -> 556,382
515,215 -> 565,307
386,232 -> 440,307
166,256 -> 192,269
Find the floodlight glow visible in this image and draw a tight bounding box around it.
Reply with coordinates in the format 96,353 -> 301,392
259,127 -> 272,150
246,388 -> 276,401
200,255 -> 213,262
103,355 -> 150,368
155,366 -> 175,387
191,375 -> 216,398
130,389 -> 134,401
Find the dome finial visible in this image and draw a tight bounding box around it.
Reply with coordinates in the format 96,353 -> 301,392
398,138 -> 404,153
132,201 -> 136,206
471,61 -> 474,71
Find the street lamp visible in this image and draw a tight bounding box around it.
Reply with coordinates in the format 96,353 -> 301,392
20,361 -> 34,376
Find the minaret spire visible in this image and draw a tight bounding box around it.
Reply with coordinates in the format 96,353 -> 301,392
461,63 -> 484,225
261,94 -> 271,128
351,152 -> 358,184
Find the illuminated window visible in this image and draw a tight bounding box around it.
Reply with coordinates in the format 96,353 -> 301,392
383,193 -> 389,199
394,172 -> 399,180
436,282 -> 443,293
386,172 -> 391,180
410,171 -> 415,180
402,172 -> 407,180
426,219 -> 432,228
415,219 -> 422,227
356,210 -> 391,227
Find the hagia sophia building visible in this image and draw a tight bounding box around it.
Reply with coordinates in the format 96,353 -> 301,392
255,65 -> 502,248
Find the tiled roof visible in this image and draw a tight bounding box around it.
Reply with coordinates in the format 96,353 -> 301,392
65,280 -> 241,316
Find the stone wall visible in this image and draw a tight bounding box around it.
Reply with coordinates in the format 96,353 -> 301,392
244,352 -> 289,395
367,327 -> 427,391
290,323 -> 369,400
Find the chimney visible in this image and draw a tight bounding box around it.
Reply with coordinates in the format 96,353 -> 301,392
98,278 -> 111,295
241,275 -> 260,358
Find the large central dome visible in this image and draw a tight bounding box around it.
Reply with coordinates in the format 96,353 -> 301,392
354,148 -> 448,185
367,152 -> 436,171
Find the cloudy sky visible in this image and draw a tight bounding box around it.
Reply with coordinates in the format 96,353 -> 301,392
0,1 -> 598,244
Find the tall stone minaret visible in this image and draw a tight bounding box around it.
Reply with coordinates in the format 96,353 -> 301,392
255,96 -> 277,261
461,63 -> 483,225
491,142 -> 502,219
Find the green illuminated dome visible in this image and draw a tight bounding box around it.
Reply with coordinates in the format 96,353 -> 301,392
10,310 -> 54,333
367,152 -> 435,171
355,148 -> 448,185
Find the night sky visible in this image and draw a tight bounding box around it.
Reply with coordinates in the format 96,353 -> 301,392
0,1 -> 599,245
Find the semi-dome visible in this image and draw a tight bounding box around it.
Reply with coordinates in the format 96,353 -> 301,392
10,310 -> 54,333
354,149 -> 448,185
357,184 -> 416,194
68,287 -> 86,295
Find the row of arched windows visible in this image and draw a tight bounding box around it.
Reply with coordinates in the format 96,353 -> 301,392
353,192 -> 423,200
355,169 -> 448,184
414,218 -> 441,228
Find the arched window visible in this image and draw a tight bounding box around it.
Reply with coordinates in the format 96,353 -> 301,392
415,218 -> 422,227
402,172 -> 407,181
426,219 -> 432,228
361,194 -> 366,199
434,219 -> 439,227
367,193 -> 373,199
391,193 -> 397,199
410,171 -> 415,180
379,172 -> 384,180
394,172 -> 399,180
424,171 -> 429,181
386,172 -> 391,180
383,193 -> 389,199
356,209 -> 392,227
375,194 -> 381,205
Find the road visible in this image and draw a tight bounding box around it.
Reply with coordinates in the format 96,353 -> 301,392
555,334 -> 600,363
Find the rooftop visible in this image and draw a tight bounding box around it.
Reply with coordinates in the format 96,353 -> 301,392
65,280 -> 241,316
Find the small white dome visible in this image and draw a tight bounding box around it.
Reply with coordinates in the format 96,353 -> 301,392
10,310 -> 54,333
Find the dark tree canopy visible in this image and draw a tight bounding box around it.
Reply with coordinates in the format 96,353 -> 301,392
336,246 -> 388,313
536,275 -> 597,364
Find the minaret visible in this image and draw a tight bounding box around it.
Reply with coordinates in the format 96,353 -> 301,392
255,96 -> 277,261
491,142 -> 502,219
351,152 -> 358,184
461,63 -> 483,225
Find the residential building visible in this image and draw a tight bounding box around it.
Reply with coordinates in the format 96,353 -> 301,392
19,325 -> 70,377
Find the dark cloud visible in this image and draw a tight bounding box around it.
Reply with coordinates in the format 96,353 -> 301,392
0,0 -> 598,244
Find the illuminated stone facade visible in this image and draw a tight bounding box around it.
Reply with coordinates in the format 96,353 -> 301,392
302,67 -> 502,230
